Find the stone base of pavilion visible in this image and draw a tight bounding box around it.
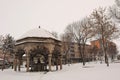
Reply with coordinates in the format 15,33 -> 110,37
13,63 -> 62,72
13,54 -> 62,72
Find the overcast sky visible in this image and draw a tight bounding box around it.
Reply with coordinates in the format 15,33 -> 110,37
0,0 -> 115,39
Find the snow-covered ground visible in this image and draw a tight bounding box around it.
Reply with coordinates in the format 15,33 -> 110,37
0,62 -> 120,80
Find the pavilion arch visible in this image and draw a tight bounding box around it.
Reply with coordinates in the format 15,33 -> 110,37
29,46 -> 49,71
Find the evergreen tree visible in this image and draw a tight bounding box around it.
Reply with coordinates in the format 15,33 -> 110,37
2,34 -> 15,70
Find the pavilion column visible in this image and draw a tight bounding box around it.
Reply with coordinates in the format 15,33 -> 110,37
48,53 -> 52,71
14,56 -> 17,71
18,59 -> 21,71
60,55 -> 62,70
26,50 -> 30,72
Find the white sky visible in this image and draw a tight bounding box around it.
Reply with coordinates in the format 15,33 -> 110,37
0,0 -> 115,39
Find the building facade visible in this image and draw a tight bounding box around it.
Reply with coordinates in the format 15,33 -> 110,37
90,39 -> 117,61
61,42 -> 91,63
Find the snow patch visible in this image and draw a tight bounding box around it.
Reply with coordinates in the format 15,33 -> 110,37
0,62 -> 120,80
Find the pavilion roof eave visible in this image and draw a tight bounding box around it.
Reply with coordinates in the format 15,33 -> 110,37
15,40 -> 48,46
16,37 -> 61,43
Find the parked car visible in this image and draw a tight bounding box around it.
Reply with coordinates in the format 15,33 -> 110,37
0,59 -> 11,69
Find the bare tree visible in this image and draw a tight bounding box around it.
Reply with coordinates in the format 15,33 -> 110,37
65,17 -> 95,66
51,31 -> 58,38
109,0 -> 120,22
60,32 -> 73,65
91,7 -> 119,66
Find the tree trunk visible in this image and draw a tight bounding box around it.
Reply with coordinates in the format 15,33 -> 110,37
78,43 -> 82,63
82,43 -> 86,66
56,59 -> 58,70
78,43 -> 86,66
65,52 -> 68,64
60,56 -> 62,70
105,52 -> 109,66
101,39 -> 109,67
2,53 -> 6,71
82,56 -> 85,66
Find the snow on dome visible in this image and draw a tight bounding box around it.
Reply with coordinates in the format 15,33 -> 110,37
17,27 -> 57,40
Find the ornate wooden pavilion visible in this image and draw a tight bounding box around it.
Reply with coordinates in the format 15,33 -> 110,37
14,28 -> 62,72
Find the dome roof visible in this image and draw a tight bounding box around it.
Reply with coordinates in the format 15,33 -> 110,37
17,28 -> 57,40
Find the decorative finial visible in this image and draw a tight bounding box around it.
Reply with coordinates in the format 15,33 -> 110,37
39,26 -> 40,28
